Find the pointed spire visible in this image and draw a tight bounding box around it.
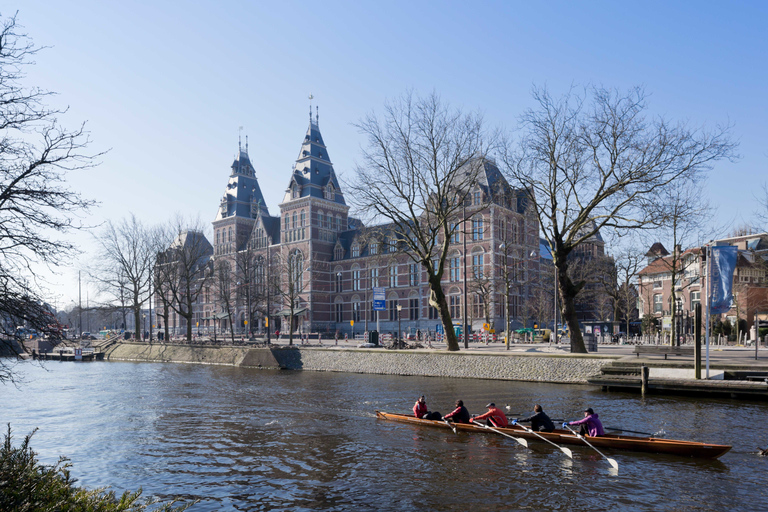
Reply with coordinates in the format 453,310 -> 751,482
238,126 -> 243,152
246,135 -> 249,155
316,106 -> 319,127
309,94 -> 314,124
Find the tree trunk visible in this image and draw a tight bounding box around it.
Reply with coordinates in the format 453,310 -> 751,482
429,275 -> 459,351
556,260 -> 587,353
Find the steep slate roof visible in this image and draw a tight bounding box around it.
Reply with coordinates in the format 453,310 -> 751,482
214,145 -> 270,221
645,242 -> 670,259
283,114 -> 346,205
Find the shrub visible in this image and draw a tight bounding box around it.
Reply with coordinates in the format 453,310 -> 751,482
0,424 -> 195,511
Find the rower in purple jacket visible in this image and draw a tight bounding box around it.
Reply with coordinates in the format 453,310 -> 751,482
565,408 -> 605,437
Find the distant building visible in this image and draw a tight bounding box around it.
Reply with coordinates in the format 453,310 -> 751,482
637,233 -> 768,337
159,109 -> 542,337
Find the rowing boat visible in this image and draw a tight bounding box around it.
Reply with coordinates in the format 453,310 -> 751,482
376,411 -> 731,459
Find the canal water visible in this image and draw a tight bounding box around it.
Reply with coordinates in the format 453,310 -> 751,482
2,361 -> 767,511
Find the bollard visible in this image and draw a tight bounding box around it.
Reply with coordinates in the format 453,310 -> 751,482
641,365 -> 649,396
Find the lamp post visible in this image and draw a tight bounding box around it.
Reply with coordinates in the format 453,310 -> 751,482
500,243 -> 510,350
336,271 -> 343,337
462,200 -> 468,349
397,303 -> 403,349
142,314 -> 147,342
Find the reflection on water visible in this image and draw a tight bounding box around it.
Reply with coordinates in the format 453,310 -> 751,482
1,360 -> 766,511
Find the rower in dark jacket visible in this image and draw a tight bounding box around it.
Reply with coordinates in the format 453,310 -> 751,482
444,400 -> 471,424
513,404 -> 556,432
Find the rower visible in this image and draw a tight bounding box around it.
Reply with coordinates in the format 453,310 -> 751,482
564,408 -> 605,437
470,403 -> 508,427
414,396 -> 428,418
513,404 -> 555,432
444,400 -> 471,424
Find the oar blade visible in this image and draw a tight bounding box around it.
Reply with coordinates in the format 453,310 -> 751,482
608,457 -> 619,470
516,437 -> 529,448
560,447 -> 573,459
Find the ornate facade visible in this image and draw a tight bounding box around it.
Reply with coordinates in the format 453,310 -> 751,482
166,110 -> 541,338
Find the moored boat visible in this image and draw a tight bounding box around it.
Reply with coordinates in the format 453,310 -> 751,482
376,411 -> 731,459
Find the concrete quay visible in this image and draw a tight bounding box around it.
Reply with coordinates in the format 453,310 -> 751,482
99,340 -> 768,399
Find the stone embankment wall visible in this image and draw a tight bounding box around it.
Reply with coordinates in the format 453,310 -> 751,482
104,343 -> 617,383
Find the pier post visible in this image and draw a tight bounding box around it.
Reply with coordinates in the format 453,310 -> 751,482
641,365 -> 649,396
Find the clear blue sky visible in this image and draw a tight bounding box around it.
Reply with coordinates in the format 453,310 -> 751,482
14,0 -> 768,307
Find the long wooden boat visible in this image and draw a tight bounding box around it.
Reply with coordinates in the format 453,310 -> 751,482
376,411 -> 731,459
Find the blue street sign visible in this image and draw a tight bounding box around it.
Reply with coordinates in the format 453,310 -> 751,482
373,287 -> 386,311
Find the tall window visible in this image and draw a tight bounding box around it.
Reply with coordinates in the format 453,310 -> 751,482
653,294 -> 663,313
292,211 -> 297,229
450,257 -> 461,282
300,210 -> 306,227
335,271 -> 343,293
409,298 -> 419,320
472,218 -> 484,241
352,269 -> 361,291
473,189 -> 482,205
370,242 -> 378,255
389,299 -> 398,321
409,264 -> 419,286
450,295 -> 461,318
389,239 -> 397,253
353,301 -> 361,322
352,245 -> 360,258
450,223 -> 460,244
289,251 -> 304,289
472,254 -> 484,279
389,265 -> 398,287
370,267 -> 379,287
473,293 -> 484,319
335,302 -> 343,323
690,291 -> 701,311
428,304 -> 439,319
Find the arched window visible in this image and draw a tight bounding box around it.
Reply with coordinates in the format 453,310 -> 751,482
337,214 -> 343,231
289,250 -> 304,290
292,211 -> 297,229
228,227 -> 232,242
300,210 -> 306,227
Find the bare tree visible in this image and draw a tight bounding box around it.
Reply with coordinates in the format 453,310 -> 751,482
0,14 -> 99,381
213,259 -> 236,344
269,249 -> 314,346
646,178 -> 712,345
505,85 -> 736,352
346,91 -> 498,351
157,217 -> 213,341
92,215 -> 153,341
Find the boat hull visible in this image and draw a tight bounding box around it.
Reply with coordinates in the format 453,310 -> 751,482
376,411 -> 731,459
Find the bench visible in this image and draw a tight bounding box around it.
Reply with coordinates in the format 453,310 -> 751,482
634,345 -> 695,359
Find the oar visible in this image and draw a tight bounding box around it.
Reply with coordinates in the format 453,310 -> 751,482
604,426 -> 653,437
443,418 -> 457,434
473,421 -> 528,448
514,422 -> 572,459
563,424 -> 619,470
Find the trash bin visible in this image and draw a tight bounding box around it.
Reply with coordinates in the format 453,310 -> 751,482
124,331 -> 131,340
370,330 -> 379,346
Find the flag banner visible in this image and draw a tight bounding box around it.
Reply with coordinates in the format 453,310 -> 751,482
709,246 -> 738,314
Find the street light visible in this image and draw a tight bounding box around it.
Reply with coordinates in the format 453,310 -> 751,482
336,271 -> 343,338
142,314 -> 147,342
397,303 -> 403,349
500,243 -> 510,350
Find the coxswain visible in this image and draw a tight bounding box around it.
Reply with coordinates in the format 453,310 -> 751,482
471,403 -> 508,427
564,408 -> 605,437
443,400 -> 471,424
513,404 -> 555,432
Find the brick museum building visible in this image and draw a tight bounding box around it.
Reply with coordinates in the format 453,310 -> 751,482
160,111 -> 541,338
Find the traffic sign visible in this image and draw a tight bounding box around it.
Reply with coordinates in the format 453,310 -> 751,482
373,287 -> 386,311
